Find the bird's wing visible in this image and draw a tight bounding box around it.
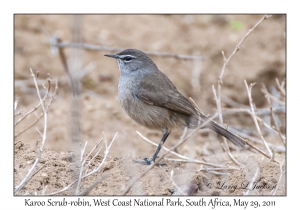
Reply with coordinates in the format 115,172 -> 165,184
135,73 -> 197,116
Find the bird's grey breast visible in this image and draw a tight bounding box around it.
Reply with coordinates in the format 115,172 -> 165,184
118,74 -> 140,113
118,73 -> 160,129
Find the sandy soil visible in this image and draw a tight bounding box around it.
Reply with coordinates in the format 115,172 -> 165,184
14,15 -> 286,196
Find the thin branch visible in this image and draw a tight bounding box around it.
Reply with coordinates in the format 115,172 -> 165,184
41,185 -> 48,195
261,86 -> 285,106
271,162 -> 285,195
257,115 -> 283,137
136,131 -> 225,168
212,17 -> 273,166
164,158 -> 239,171
52,38 -> 204,61
93,133 -> 117,173
14,110 -> 21,116
34,71 -> 49,151
14,92 -> 47,126
79,174 -> 109,196
244,80 -> 272,158
25,163 -> 47,185
222,106 -> 285,138
48,133 -> 117,196
269,147 -> 275,162
212,84 -> 244,167
221,93 -> 250,109
82,139 -> 103,174
14,96 -> 18,111
159,167 -> 186,195
15,62 -> 94,90
270,107 -> 285,145
265,95 -> 286,145
244,140 -> 271,159
188,97 -> 206,116
244,167 -> 260,195
262,85 -> 286,145
230,128 -> 285,153
201,167 -> 240,171
204,170 -> 230,175
14,70 -> 57,194
15,165 -> 23,180
275,78 -> 286,96
83,147 -> 103,175
75,141 -> 88,195
35,127 -> 43,139
219,15 -> 271,82
222,106 -> 285,116
122,114 -> 222,195
15,113 -> 43,138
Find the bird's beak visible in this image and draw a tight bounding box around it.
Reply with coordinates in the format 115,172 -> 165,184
104,54 -> 119,59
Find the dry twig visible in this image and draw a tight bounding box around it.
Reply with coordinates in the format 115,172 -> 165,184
244,167 -> 260,195
136,131 -> 227,168
159,167 -> 186,195
52,39 -> 204,61
75,141 -> 88,195
261,86 -> 285,106
14,69 -> 58,194
212,84 -> 244,167
219,15 -> 271,82
79,174 -> 109,196
47,133 -> 117,196
262,85 -> 286,145
275,78 -> 286,96
271,162 -> 285,195
83,139 -> 103,174
209,15 -> 272,167
15,113 -> 44,138
244,80 -> 272,159
231,128 -> 285,153
14,91 -> 47,126
122,114 -> 223,195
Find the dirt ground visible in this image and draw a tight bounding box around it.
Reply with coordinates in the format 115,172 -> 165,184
14,15 -> 286,196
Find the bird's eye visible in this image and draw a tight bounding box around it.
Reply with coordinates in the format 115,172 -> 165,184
123,56 -> 132,61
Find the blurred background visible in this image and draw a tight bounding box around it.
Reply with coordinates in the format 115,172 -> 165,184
14,15 -> 286,159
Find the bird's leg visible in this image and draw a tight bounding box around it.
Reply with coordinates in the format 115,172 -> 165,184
142,132 -> 170,165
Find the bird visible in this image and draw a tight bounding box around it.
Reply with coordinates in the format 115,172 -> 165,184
105,49 -> 245,165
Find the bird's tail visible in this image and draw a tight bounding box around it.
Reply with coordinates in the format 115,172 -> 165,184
205,120 -> 245,148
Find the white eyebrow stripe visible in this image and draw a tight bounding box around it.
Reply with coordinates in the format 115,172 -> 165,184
119,55 -> 136,59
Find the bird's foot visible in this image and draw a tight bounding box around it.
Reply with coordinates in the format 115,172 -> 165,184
133,157 -> 166,166
133,158 -> 153,165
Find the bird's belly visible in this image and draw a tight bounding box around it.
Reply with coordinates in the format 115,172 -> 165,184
119,94 -> 189,132
120,94 -> 165,130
